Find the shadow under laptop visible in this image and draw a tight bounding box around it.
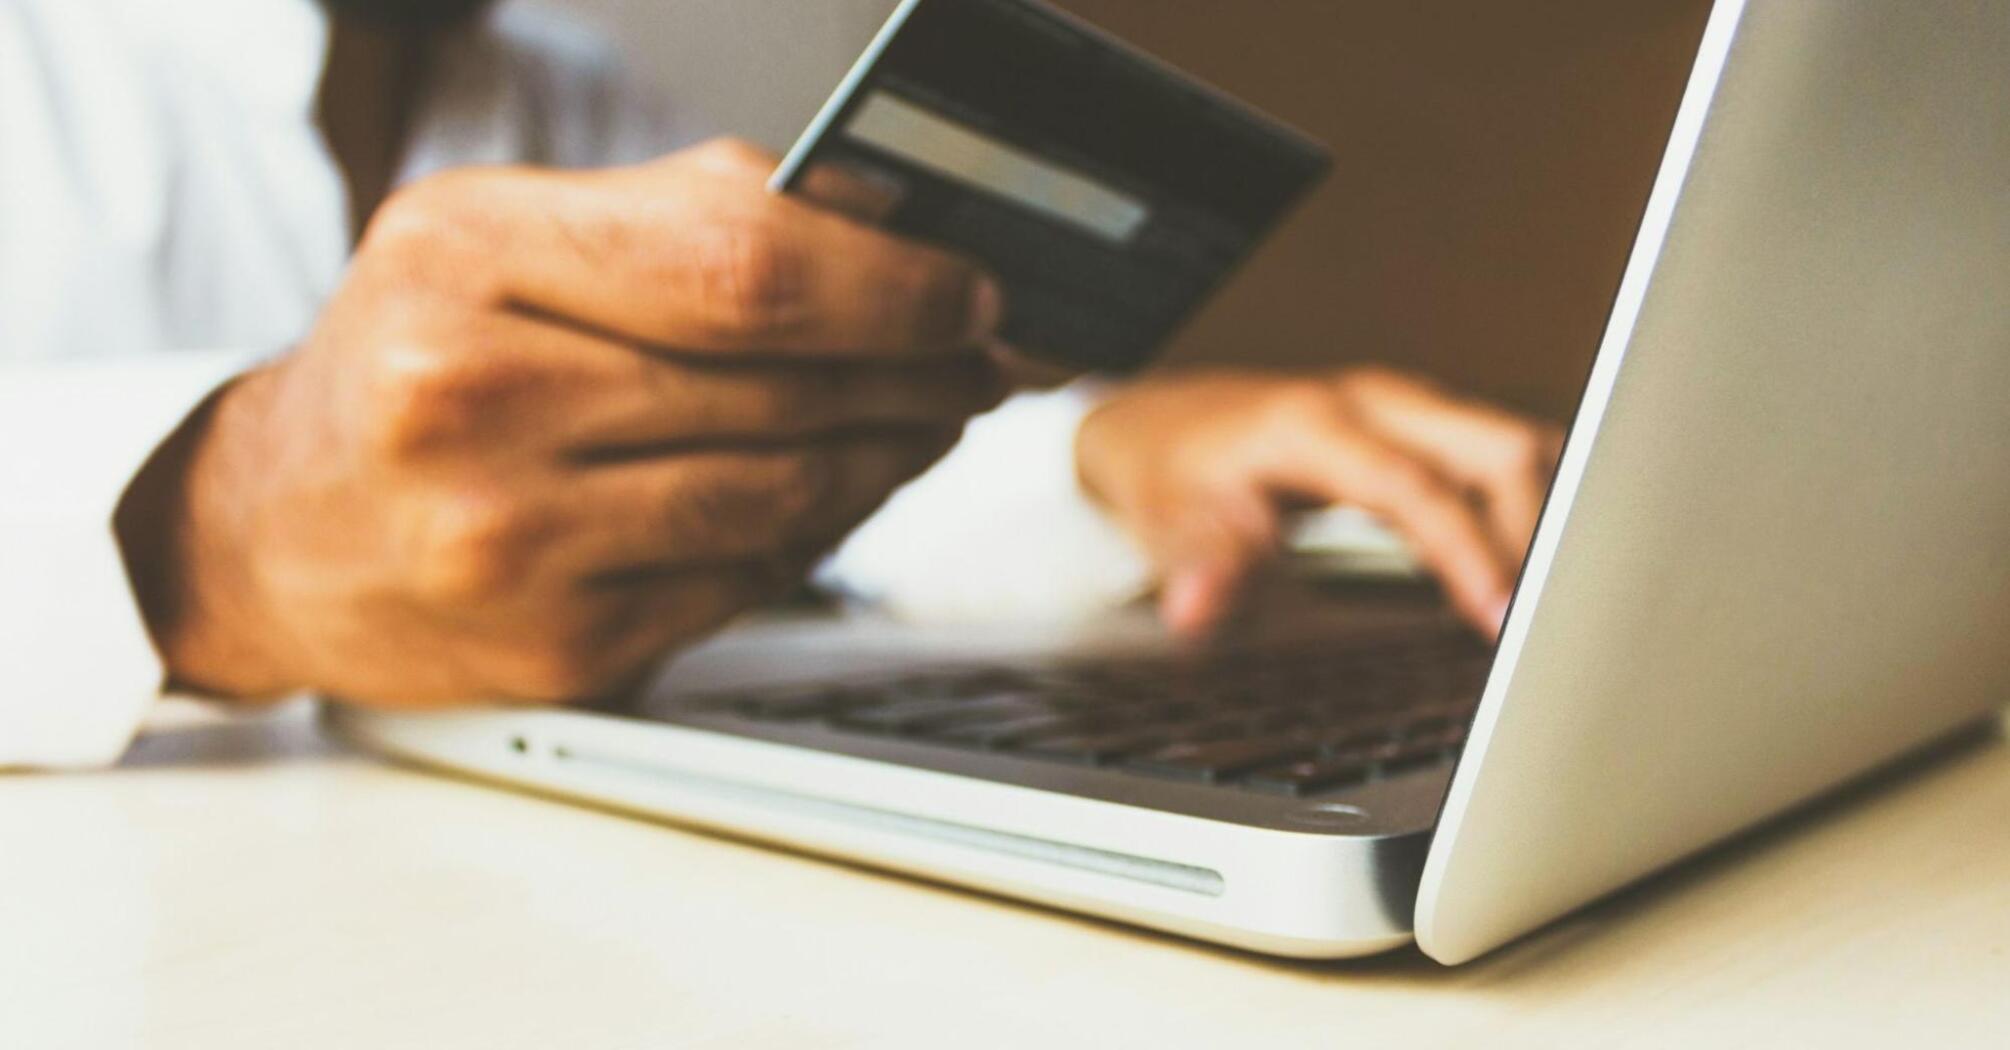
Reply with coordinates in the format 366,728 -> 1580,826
1242,715 -> 2008,982
116,698 -> 336,771
870,711 -> 2005,981
569,710 -> 2001,984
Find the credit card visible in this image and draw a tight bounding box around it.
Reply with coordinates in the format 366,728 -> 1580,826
771,0 -> 1331,372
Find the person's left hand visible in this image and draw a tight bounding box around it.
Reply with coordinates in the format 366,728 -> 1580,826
1075,366 -> 1564,638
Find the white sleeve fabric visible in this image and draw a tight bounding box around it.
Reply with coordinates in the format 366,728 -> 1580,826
0,355 -> 256,770
817,381 -> 1154,626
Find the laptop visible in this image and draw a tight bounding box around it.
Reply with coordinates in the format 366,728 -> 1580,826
330,0 -> 2010,964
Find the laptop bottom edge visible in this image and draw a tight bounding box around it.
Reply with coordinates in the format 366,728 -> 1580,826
327,703 -> 1432,960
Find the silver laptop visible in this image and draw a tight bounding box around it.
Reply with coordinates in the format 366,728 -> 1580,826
331,0 -> 2010,964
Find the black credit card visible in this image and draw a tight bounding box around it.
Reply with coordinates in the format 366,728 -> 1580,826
770,0 -> 1331,372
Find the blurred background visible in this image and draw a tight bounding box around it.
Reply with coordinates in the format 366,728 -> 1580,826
519,0 -> 1713,420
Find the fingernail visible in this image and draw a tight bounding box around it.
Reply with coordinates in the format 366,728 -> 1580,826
1165,571 -> 1209,626
1164,568 -> 1232,638
967,276 -> 1005,342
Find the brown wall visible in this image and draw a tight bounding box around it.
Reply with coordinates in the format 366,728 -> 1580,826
547,0 -> 1713,419
1052,0 -> 1713,419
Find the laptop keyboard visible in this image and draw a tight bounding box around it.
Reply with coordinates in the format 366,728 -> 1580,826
692,629 -> 1492,799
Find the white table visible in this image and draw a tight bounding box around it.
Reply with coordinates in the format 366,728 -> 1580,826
5,700 -> 2006,1049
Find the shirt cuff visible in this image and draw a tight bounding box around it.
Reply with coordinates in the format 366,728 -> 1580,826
817,379 -> 1153,626
0,354 -> 259,770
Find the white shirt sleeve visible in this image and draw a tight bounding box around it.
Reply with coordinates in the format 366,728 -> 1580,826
818,381 -> 1154,626
0,356 -> 256,770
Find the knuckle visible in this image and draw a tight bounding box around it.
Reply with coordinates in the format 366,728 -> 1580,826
359,183 -> 448,259
363,341 -> 503,462
355,172 -> 508,302
1492,427 -> 1552,480
362,345 -> 459,462
692,137 -> 774,173
690,220 -> 806,344
361,172 -> 479,260
410,492 -> 546,606
1266,382 -> 1339,432
1334,364 -> 1413,400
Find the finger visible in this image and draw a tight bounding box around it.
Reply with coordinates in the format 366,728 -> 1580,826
562,354 -> 1002,458
1146,494 -> 1279,638
716,139 -> 906,225
1335,369 -> 1562,564
558,433 -> 959,574
1163,548 -> 1259,638
795,161 -> 906,225
1263,415 -> 1514,636
1339,370 -> 1555,555
392,144 -> 1005,357
466,312 -> 1003,454
588,561 -> 800,691
682,137 -> 784,179
493,564 -> 783,704
366,311 -> 1001,458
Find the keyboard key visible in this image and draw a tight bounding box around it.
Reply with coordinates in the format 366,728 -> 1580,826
882,669 -> 1030,700
1019,688 -> 1132,711
1399,715 -> 1457,739
1329,738 -> 1414,764
1018,728 -> 1173,765
925,712 -> 1107,749
1123,735 -> 1323,783
729,687 -> 859,721
706,626 -> 1494,797
1396,726 -> 1470,758
1305,715 -> 1408,751
1331,739 -> 1455,779
1151,713 -> 1255,742
1230,705 -> 1320,733
830,694 -> 1049,734
1374,750 -> 1452,778
1242,755 -> 1376,796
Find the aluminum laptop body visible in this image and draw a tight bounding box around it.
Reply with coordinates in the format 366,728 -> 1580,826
332,0 -> 2010,964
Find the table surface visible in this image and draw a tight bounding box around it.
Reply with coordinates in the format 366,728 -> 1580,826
5,699 -> 2007,1050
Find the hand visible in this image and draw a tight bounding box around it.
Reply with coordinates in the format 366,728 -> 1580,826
1075,367 -> 1563,638
120,139 -> 1005,707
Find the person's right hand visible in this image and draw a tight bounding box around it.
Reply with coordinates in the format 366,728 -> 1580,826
120,139 -> 1005,708
1076,367 -> 1563,639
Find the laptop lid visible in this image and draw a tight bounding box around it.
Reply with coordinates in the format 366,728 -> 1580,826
1417,0 -> 2010,964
